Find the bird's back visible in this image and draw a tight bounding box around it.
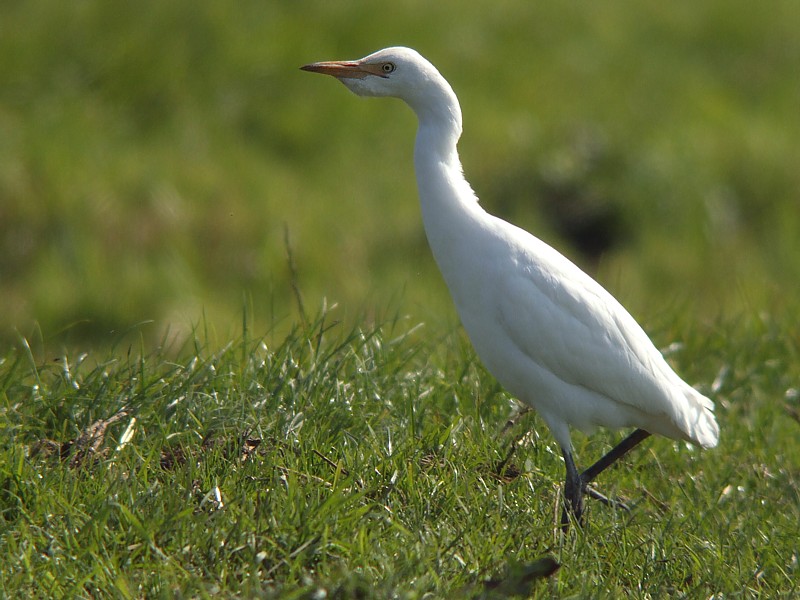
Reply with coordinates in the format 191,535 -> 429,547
437,209 -> 719,450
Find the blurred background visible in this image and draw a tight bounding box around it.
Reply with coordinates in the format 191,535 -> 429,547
1,0 -> 798,349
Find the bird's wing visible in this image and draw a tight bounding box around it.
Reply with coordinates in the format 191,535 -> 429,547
494,238 -> 677,417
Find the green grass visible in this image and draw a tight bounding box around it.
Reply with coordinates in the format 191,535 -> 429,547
1,307 -> 798,597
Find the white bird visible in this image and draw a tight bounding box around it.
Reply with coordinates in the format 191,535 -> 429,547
301,47 -> 719,527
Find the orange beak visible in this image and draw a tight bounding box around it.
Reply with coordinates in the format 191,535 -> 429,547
301,60 -> 388,79
300,60 -> 370,79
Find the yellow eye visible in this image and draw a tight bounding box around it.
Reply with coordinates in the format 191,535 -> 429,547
382,62 -> 396,74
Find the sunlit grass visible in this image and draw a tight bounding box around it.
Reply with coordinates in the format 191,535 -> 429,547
1,306 -> 798,597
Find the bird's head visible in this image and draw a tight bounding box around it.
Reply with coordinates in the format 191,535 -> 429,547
302,46 -> 462,140
301,47 -> 435,100
304,47 -> 459,115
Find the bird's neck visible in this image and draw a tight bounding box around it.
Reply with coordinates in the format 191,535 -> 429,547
413,122 -> 472,212
410,78 -> 470,206
413,103 -> 486,285
409,79 -> 463,154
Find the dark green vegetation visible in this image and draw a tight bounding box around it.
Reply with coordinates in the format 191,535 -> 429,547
1,0 -> 799,597
1,0 -> 798,342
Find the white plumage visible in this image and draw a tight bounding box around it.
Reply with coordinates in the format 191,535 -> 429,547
302,47 -> 718,526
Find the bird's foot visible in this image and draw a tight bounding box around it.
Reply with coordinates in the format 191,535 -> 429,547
560,476 -> 585,531
561,480 -> 632,531
584,485 -> 631,512
560,430 -> 651,531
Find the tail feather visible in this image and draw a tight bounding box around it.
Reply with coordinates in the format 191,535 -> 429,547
681,386 -> 719,449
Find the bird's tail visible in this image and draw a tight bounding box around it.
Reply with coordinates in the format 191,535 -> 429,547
679,385 -> 719,449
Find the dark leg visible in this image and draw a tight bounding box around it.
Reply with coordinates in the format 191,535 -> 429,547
561,428 -> 652,530
561,449 -> 584,529
581,428 -> 651,485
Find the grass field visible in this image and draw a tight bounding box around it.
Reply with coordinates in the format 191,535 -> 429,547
1,308 -> 799,597
2,0 -> 800,597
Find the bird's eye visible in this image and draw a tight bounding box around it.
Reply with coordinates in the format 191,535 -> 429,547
381,62 -> 396,74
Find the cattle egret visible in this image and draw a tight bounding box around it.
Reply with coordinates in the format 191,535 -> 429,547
301,47 -> 719,528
